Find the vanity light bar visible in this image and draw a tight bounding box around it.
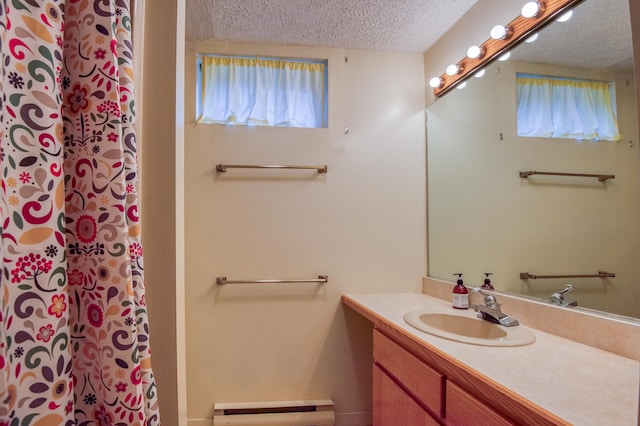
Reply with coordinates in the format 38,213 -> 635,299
432,0 -> 586,97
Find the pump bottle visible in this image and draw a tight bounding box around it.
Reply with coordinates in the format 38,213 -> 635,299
481,273 -> 494,290
452,273 -> 469,309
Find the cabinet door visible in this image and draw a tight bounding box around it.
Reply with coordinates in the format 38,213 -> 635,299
445,381 -> 515,426
373,364 -> 440,426
373,329 -> 445,417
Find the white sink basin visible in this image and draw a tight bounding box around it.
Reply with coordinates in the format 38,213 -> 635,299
403,310 -> 536,347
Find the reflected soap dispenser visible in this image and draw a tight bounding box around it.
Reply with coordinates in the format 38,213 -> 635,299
481,273 -> 494,290
452,273 -> 469,309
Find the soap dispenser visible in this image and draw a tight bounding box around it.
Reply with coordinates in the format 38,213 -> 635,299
452,273 -> 469,309
481,273 -> 494,290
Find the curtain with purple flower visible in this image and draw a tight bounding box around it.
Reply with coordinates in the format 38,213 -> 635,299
0,1 -> 160,424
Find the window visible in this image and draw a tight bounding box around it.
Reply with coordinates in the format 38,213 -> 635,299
516,73 -> 621,141
196,55 -> 328,128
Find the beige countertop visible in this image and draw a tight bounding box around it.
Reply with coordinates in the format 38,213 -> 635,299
343,292 -> 639,426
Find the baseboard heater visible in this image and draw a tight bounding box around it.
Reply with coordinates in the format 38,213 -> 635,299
213,399 -> 335,426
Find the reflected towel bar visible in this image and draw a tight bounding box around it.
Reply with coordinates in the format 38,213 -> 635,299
520,271 -> 615,280
519,171 -> 615,181
216,275 -> 328,285
216,164 -> 328,173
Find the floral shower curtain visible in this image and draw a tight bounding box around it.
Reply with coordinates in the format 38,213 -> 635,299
0,1 -> 160,424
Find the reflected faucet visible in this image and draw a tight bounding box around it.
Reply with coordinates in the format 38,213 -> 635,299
549,284 -> 578,307
470,288 -> 519,327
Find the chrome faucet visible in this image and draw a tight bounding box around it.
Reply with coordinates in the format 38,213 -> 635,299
470,288 -> 519,327
549,284 -> 578,307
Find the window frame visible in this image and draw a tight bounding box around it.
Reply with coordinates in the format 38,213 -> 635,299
196,54 -> 329,129
515,72 -> 621,141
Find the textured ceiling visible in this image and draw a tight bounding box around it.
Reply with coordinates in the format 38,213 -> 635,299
185,0 -> 478,53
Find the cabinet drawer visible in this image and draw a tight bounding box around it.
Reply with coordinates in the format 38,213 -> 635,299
373,329 -> 445,418
446,381 -> 515,426
373,364 -> 440,426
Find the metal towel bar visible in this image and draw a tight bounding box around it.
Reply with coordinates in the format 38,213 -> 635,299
519,171 -> 615,181
216,275 -> 328,285
216,164 -> 328,173
520,271 -> 615,280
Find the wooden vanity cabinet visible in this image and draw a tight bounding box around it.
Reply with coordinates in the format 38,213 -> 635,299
373,328 -> 516,426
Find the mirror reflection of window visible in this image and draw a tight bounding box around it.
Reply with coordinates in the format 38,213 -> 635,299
516,73 -> 621,141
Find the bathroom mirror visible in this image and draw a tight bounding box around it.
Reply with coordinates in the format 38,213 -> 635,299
427,0 -> 640,319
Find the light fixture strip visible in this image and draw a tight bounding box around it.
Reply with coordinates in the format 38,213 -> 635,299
433,0 -> 585,97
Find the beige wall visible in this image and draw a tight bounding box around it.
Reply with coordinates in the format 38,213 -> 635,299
632,0 -> 640,155
183,42 -> 426,424
427,59 -> 640,318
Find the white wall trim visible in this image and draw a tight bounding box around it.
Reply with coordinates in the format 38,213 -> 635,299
175,0 -> 188,424
187,411 -> 372,426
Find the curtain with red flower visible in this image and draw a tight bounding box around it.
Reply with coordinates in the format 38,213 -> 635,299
0,1 -> 160,424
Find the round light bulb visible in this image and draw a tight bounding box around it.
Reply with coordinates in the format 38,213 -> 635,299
457,82 -> 467,90
490,25 -> 508,40
525,33 -> 539,43
498,52 -> 511,62
556,10 -> 573,22
474,69 -> 486,78
521,2 -> 541,18
467,45 -> 483,59
429,77 -> 442,88
446,64 -> 460,76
